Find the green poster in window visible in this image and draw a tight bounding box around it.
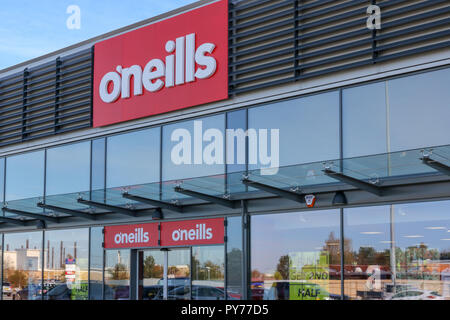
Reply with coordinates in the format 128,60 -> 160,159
288,251 -> 330,300
71,282 -> 88,300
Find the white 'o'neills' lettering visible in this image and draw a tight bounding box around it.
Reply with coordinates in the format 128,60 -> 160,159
99,33 -> 217,103
171,224 -> 213,242
113,228 -> 150,245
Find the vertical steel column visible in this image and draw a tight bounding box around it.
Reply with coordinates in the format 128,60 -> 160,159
88,227 -> 91,300
224,218 -> 228,300
129,249 -> 138,300
241,199 -> 250,300
1,233 -> 3,300
163,249 -> 168,300
41,231 -> 45,300
340,208 -> 345,300
390,205 -> 397,288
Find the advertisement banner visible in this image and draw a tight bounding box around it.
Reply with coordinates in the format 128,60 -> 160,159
93,0 -> 228,127
160,218 -> 225,247
104,223 -> 159,249
288,251 -> 330,300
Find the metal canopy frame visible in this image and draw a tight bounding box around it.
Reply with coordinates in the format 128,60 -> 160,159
174,186 -> 239,209
77,198 -> 137,217
122,192 -> 183,213
422,156 -> 450,176
241,177 -> 305,203
0,216 -> 27,226
2,206 -> 60,223
323,169 -> 384,197
37,202 -> 99,220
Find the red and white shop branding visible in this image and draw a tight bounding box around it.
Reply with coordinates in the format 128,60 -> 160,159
104,223 -> 158,249
93,0 -> 228,127
160,218 -> 225,246
103,218 -> 225,249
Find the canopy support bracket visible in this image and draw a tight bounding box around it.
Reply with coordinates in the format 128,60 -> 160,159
323,169 -> 383,196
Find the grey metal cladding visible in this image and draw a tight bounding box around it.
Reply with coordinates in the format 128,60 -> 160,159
228,0 -> 450,95
0,0 -> 449,147
0,48 -> 93,147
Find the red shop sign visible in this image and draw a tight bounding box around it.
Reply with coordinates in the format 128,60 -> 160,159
93,0 -> 228,127
104,223 -> 159,249
160,218 -> 225,246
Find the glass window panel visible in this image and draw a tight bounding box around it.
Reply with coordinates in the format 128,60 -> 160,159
343,206 -> 391,300
251,210 -> 341,300
344,201 -> 450,300
343,82 -> 387,158
3,232 -> 43,300
248,91 -> 340,169
91,138 -> 106,191
107,128 -> 160,188
162,114 -> 225,181
192,245 -> 225,300
0,158 -> 4,204
226,216 -> 243,299
104,250 -> 130,300
89,227 -> 104,300
46,142 -> 91,196
388,68 -> 450,151
6,150 -> 44,201
139,250 -> 164,300
43,228 -> 89,300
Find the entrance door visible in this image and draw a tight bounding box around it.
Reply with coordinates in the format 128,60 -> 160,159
138,248 -> 191,300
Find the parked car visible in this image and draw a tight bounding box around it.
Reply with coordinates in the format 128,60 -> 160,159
153,285 -> 237,300
388,289 -> 444,300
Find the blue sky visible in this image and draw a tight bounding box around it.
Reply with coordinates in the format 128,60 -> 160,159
0,0 -> 197,70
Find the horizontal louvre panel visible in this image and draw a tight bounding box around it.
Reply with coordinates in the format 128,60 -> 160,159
0,48 -> 92,147
229,0 -> 450,95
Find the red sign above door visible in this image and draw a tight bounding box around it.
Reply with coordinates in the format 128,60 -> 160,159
93,0 -> 228,128
160,218 -> 225,247
104,218 -> 225,249
104,223 -> 159,249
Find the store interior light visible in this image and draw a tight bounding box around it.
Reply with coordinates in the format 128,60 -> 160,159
360,231 -> 383,235
403,235 -> 424,238
425,227 -> 445,230
332,191 -> 347,206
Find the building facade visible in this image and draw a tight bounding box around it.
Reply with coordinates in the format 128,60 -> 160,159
0,0 -> 449,300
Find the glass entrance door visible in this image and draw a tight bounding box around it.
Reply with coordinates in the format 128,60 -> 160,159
138,248 -> 191,300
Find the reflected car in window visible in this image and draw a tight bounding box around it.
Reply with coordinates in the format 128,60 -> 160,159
388,290 -> 444,300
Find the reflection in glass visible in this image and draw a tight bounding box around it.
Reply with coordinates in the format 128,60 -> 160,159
3,232 -> 43,300
46,142 -> 90,196
43,229 -> 89,300
0,158 -> 4,204
167,249 -> 190,300
251,210 -> 341,300
344,201 -> 450,300
106,128 -> 160,188
91,138 -> 106,191
89,227 -> 104,300
162,115 -> 225,181
388,68 -> 450,152
104,250 -> 130,300
227,216 -> 243,299
6,150 -> 44,201
139,250 -> 164,300
343,81 -> 387,158
248,91 -> 340,168
192,246 -> 225,300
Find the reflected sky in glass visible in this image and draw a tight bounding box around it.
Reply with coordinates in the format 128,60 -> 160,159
107,128 -> 160,188
46,142 -> 91,196
6,150 -> 44,201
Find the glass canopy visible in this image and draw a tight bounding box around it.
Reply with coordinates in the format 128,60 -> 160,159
2,144 -> 450,221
